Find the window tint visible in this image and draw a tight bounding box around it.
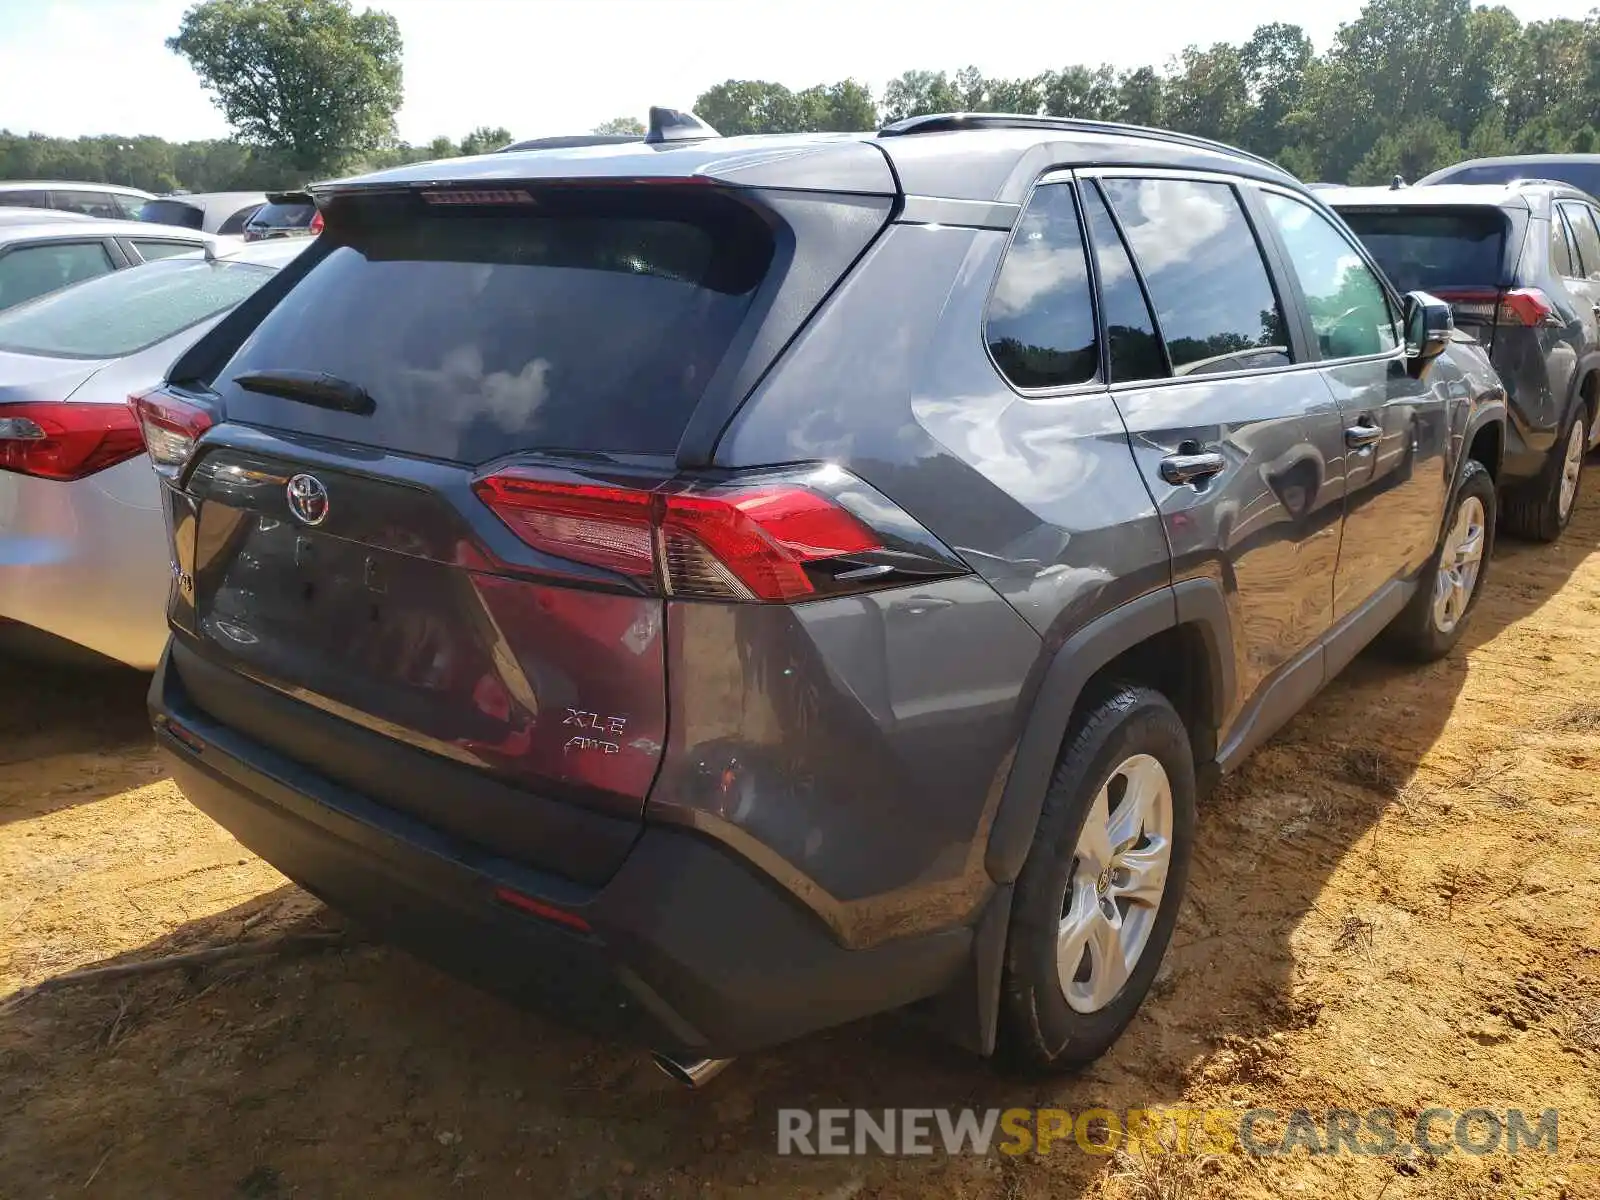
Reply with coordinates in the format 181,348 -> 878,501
985,183 -> 1098,389
132,239 -> 201,263
1081,183 -> 1166,382
218,204 -> 262,236
1336,208 -> 1507,294
0,257 -> 272,358
50,190 -> 120,219
1551,212 -> 1578,277
212,194 -> 775,463
136,199 -> 205,230
1263,192 -> 1398,360
0,190 -> 48,209
1103,178 -> 1289,375
0,242 -> 115,312
1560,203 -> 1600,279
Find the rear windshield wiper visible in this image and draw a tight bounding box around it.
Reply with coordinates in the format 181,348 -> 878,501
232,369 -> 375,416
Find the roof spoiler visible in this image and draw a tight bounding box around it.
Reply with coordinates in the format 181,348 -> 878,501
645,107 -> 720,144
265,190 -> 314,205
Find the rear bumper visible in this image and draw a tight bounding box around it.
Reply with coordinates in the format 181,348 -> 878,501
149,646 -> 970,1056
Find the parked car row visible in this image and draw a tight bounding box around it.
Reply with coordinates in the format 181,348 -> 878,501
0,121 -> 1590,1087
0,180 -> 323,240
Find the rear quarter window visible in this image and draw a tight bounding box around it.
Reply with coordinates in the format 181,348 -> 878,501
985,182 -> 1098,389
209,189 -> 775,463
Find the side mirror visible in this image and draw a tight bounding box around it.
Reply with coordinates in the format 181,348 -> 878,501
1403,291 -> 1453,376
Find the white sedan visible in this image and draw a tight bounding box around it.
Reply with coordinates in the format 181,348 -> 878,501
0,239 -> 306,668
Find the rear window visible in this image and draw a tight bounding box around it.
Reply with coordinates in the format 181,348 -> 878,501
1336,208 -> 1508,295
211,192 -> 774,462
0,257 -> 273,359
1432,161 -> 1600,198
246,201 -> 316,229
137,199 -> 205,230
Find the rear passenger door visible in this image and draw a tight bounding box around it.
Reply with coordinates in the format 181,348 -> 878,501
1254,186 -> 1447,631
1086,171 -> 1348,740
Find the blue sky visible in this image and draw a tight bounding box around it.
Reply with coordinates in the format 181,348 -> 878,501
0,0 -> 1586,145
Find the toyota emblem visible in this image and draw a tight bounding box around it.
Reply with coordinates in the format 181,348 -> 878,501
286,473 -> 330,526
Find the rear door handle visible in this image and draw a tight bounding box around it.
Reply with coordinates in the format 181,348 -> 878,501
1345,422 -> 1383,449
1159,450 -> 1227,485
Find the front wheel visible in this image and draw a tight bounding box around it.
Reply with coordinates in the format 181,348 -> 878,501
1384,457 -> 1496,662
997,685 -> 1196,1074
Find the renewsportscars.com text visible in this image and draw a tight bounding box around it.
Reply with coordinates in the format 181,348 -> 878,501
776,1106 -> 1559,1158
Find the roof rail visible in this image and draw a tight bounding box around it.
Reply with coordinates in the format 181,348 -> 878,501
877,112 -> 1285,174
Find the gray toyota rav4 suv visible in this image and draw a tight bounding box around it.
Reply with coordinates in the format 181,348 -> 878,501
1329,180 -> 1600,542
139,111 -> 1507,1081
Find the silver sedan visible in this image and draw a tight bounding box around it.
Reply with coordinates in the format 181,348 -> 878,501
0,239 -> 306,668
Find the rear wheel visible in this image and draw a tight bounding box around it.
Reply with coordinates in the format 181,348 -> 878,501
998,685 -> 1196,1074
1385,457 -> 1495,662
1504,407 -> 1586,542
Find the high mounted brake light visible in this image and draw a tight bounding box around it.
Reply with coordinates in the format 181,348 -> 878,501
420,189 -> 537,206
472,471 -> 893,602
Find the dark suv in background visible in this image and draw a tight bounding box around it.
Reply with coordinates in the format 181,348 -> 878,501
1419,153 -> 1600,198
137,111 -> 1506,1082
1329,180 -> 1599,541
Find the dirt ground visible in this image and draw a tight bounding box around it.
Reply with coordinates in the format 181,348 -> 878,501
1,490 -> 1598,1200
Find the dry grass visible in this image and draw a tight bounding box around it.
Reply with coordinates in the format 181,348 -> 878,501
1104,1150 -> 1212,1200
1548,702 -> 1600,733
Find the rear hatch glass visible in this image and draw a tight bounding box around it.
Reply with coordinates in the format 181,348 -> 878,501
1336,207 -> 1509,297
213,188 -> 774,463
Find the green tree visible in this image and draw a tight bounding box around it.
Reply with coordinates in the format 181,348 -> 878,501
693,80 -> 803,134
794,80 -> 878,130
1043,65 -> 1118,119
1116,67 -> 1166,127
167,0 -> 404,177
880,70 -> 963,122
592,117 -> 646,136
1351,115 -> 1463,184
1166,43 -> 1249,143
459,125 -> 513,155
1240,24 -> 1312,158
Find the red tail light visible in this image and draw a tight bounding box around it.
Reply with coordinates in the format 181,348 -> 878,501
129,389 -> 214,478
473,472 -> 887,602
0,402 -> 145,481
1497,287 -> 1557,326
1433,286 -> 1556,327
309,210 -> 324,235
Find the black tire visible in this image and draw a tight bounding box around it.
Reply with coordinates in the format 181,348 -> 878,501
1384,458 -> 1496,662
997,685 -> 1196,1075
1503,406 -> 1587,542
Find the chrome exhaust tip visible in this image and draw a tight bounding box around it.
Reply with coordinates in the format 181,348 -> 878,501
650,1052 -> 733,1089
